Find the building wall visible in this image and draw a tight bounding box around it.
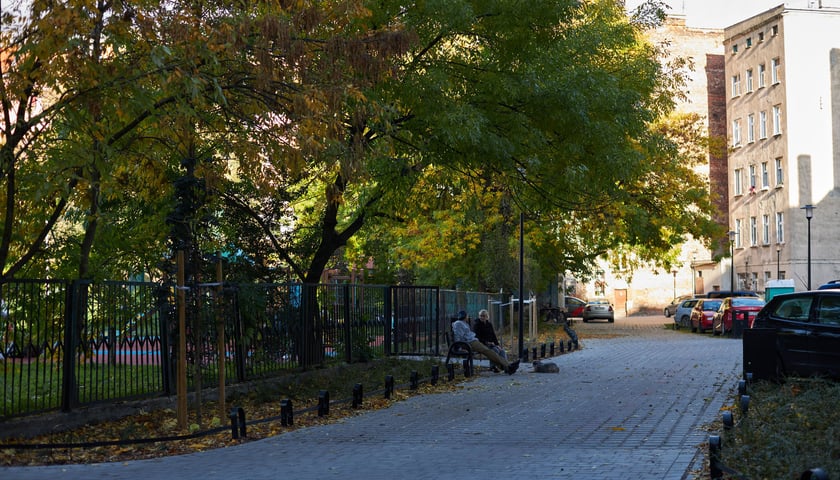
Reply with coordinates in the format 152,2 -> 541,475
724,3 -> 840,291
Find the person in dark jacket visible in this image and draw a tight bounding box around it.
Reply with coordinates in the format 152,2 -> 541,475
452,310 -> 518,374
473,309 -> 507,362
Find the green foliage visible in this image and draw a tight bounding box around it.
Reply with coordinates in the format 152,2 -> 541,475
2,0 -> 720,298
720,378 -> 840,478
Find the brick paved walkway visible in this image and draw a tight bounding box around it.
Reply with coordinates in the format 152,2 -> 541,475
4,315 -> 742,479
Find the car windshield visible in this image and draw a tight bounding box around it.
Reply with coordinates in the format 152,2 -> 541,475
703,301 -> 722,311
732,298 -> 766,307
589,299 -> 609,305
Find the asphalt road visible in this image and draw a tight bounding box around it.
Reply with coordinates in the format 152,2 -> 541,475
4,314 -> 743,480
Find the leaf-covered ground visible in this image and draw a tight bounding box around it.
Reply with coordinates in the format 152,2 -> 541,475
1,323 -> 579,467
0,357 -> 468,467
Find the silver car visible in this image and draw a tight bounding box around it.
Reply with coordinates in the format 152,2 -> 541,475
582,298 -> 615,323
674,298 -> 700,329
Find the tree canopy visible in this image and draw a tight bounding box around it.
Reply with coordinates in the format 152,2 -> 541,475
0,0 -> 722,291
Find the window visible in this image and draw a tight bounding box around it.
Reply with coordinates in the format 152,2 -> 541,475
732,43 -> 739,54
750,217 -> 757,246
732,119 -> 742,146
762,215 -> 770,245
746,69 -> 754,92
776,212 -> 784,243
771,25 -> 778,36
758,63 -> 766,88
747,114 -> 755,143
761,162 -> 769,188
772,105 -> 782,135
758,32 -> 765,42
771,58 -> 780,84
735,219 -> 743,248
746,37 -> 752,48
731,74 -> 741,97
734,168 -> 743,196
775,157 -> 784,185
749,164 -> 757,189
759,111 -> 767,139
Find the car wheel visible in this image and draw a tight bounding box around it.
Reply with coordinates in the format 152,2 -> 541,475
698,322 -> 706,334
608,318 -> 614,323
664,308 -> 671,318
690,321 -> 697,333
680,315 -> 689,329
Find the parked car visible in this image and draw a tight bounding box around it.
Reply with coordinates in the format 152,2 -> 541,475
817,280 -> 840,290
750,290 -> 840,378
664,294 -> 693,318
674,298 -> 700,329
705,290 -> 759,299
712,296 -> 766,335
690,298 -> 723,333
564,296 -> 587,319
582,298 -> 614,323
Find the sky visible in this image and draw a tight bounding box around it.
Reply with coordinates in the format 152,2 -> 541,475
625,0 -> 788,29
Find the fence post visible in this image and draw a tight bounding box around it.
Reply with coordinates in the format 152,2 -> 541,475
61,280 -> 82,412
384,286 -> 392,356
343,284 -> 352,364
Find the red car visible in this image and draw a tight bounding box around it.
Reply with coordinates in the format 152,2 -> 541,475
690,298 -> 723,333
712,297 -> 766,334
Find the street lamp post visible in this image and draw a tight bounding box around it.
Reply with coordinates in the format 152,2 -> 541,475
672,269 -> 677,299
802,205 -> 815,290
776,245 -> 781,279
728,231 -> 736,290
518,211 -> 524,359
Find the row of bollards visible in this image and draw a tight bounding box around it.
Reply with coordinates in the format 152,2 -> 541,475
227,337 -> 585,442
227,364 -> 462,440
709,373 -> 828,480
521,339 -> 578,363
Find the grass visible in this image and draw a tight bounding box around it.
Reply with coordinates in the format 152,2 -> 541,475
716,377 -> 840,479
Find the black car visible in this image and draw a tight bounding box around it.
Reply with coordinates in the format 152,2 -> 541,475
706,290 -> 759,299
748,290 -> 840,379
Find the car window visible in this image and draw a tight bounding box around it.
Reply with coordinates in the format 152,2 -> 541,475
816,295 -> 840,326
682,300 -> 698,308
703,300 -> 722,311
732,298 -> 766,307
773,298 -> 813,321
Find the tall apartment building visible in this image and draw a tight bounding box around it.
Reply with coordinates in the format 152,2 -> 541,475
724,1 -> 840,291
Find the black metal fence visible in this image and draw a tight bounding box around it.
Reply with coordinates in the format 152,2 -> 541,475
1,279 -> 499,419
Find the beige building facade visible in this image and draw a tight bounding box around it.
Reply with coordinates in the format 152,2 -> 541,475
724,1 -> 840,292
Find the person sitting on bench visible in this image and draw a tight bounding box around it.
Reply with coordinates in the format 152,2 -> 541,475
473,309 -> 507,371
452,311 -> 519,374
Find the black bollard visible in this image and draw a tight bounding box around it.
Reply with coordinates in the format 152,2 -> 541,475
431,365 -> 439,385
549,342 -> 555,356
384,375 -> 394,399
318,390 -> 330,416
722,410 -> 734,430
738,379 -> 747,395
410,371 -> 419,390
740,395 -> 750,415
532,347 -> 537,360
540,344 -> 546,358
447,362 -> 455,381
522,349 -> 529,362
352,383 -> 363,408
229,407 -> 242,439
559,341 -> 565,353
709,435 -> 723,480
280,399 -> 293,426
